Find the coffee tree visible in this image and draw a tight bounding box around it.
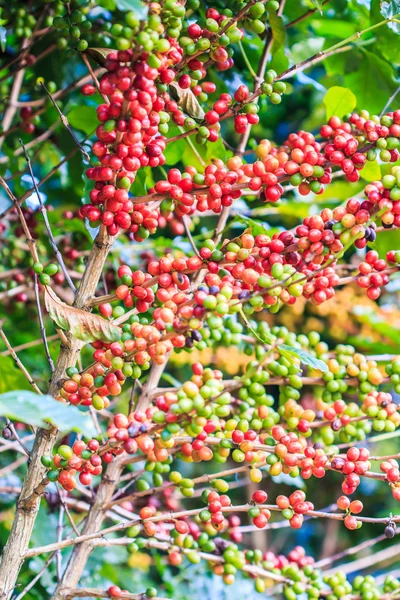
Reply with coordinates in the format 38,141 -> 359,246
1,0 -> 400,598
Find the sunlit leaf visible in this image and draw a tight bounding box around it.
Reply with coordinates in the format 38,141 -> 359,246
0,391 -> 97,434
279,344 -> 329,372
68,105 -> 98,135
323,86 -> 357,119
360,160 -> 382,181
344,49 -> 397,113
0,355 -> 32,394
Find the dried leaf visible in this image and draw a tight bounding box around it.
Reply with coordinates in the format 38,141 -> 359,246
85,47 -> 115,67
169,82 -> 205,121
44,287 -> 121,343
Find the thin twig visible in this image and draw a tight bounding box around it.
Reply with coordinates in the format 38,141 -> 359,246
19,141 -> 77,294
89,407 -> 105,444
182,216 -> 200,257
81,53 -> 109,104
0,321 -> 42,395
56,505 -> 65,582
286,0 -> 331,28
0,38 -> 30,151
56,485 -> 81,537
0,177 -> 40,263
0,456 -> 28,478
64,589 -> 169,600
0,334 -> 58,356
380,84 -> 400,117
34,274 -> 55,372
314,532 -> 390,569
324,542 -> 400,575
13,552 -> 57,600
40,82 -> 92,164
4,420 -> 30,457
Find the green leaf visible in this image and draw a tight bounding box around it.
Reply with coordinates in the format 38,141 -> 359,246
318,179 -> 364,200
289,38 -> 325,64
0,355 -> 32,394
310,19 -> 356,38
130,166 -> 154,196
163,137 -> 185,165
371,0 -> 400,64
323,86 -> 357,119
44,287 -> 121,343
98,0 -> 116,9
279,344 -> 329,372
0,26 -> 6,53
68,106 -> 98,135
344,48 -> 397,114
115,0 -> 147,17
360,160 -> 382,181
373,228 -> 400,258
0,391 -> 97,434
229,214 -> 269,236
269,13 -> 289,73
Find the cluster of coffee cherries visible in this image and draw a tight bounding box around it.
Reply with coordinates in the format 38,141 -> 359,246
321,571 -> 400,600
356,250 -> 390,300
19,106 -> 37,135
80,43 -> 181,237
41,438 -> 102,491
275,490 -> 314,529
51,0 -> 95,51
380,459 -> 400,500
385,356 -> 400,394
108,585 -> 157,599
349,110 -> 400,162
361,391 -> 400,434
336,494 -> 364,530
233,73 -> 286,134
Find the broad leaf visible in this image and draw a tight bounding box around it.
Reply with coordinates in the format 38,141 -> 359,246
373,228 -> 400,258
269,13 -> 289,73
44,287 -> 121,343
98,0 -> 117,10
360,160 -> 382,181
230,214 -> 269,236
68,105 -> 98,135
0,355 -> 32,394
279,344 -> 329,372
310,19 -> 356,38
344,49 -> 397,113
0,391 -> 97,434
323,86 -> 357,119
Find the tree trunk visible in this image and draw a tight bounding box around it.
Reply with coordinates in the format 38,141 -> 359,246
0,230 -> 112,600
50,361 -> 165,599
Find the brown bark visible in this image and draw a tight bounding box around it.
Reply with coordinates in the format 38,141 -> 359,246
50,360 -> 166,599
0,229 -> 113,600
